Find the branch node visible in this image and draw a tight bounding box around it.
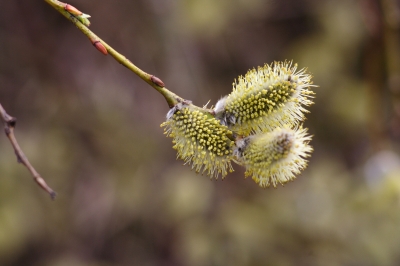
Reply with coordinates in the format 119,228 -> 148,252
151,75 -> 165,88
15,152 -> 23,163
8,117 -> 17,128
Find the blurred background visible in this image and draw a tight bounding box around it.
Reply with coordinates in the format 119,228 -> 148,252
1,0 -> 400,265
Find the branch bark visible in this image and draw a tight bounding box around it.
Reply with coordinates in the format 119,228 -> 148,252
0,104 -> 56,199
44,0 -> 184,108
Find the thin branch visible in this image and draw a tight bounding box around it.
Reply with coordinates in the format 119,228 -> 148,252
44,0 -> 184,108
0,104 -> 56,199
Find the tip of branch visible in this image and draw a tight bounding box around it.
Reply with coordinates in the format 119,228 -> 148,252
50,191 -> 57,200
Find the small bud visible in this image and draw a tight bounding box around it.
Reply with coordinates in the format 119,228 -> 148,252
161,103 -> 234,179
214,61 -> 316,135
151,75 -> 165,87
64,4 -> 82,16
91,40 -> 108,55
234,126 -> 313,188
76,13 -> 91,27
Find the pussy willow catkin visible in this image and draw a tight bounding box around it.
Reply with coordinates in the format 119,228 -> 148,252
162,61 -> 316,188
214,61 -> 315,135
234,126 -> 313,188
161,103 -> 234,179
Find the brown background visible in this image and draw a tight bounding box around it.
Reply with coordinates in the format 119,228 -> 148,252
1,0 -> 400,265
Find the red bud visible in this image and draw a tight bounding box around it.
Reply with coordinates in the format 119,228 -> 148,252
151,75 -> 165,87
64,4 -> 83,16
92,41 -> 108,55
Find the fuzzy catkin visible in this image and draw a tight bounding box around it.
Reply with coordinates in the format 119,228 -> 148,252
234,126 -> 313,187
161,103 -> 234,179
215,61 -> 315,135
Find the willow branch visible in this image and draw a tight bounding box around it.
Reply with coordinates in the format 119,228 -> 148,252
0,104 -> 56,199
44,0 -> 184,108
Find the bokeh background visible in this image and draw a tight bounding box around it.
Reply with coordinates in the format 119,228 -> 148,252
1,0 -> 400,265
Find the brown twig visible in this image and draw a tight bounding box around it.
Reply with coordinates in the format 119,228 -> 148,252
0,103 -> 56,200
360,0 -> 388,151
44,0 -> 184,108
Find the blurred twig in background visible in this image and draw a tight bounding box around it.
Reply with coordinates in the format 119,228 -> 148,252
361,0 -> 400,150
381,0 -> 400,139
0,103 -> 56,199
361,0 -> 388,151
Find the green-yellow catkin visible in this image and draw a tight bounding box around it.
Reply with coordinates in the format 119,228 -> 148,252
214,61 -> 315,136
161,103 -> 234,179
234,126 -> 313,188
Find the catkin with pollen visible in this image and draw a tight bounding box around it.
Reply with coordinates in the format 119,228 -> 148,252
161,103 -> 234,179
215,61 -> 315,136
234,126 -> 313,188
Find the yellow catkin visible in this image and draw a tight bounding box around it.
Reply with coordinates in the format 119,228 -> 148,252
234,126 -> 313,188
215,61 -> 315,135
161,104 -> 234,179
